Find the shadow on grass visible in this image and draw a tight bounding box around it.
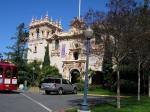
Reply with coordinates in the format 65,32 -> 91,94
68,96 -> 115,107
66,96 -> 150,112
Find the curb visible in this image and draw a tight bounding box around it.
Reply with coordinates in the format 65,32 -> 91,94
77,93 -> 112,97
77,93 -> 130,98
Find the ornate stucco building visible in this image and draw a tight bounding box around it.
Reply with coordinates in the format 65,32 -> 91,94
27,14 -> 104,83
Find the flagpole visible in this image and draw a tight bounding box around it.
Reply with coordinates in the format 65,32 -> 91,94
79,0 -> 81,20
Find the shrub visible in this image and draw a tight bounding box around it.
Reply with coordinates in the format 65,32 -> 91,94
112,79 -> 137,93
88,85 -> 102,91
76,82 -> 84,91
76,82 -> 102,91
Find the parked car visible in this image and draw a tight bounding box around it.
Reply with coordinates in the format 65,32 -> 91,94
40,77 -> 77,95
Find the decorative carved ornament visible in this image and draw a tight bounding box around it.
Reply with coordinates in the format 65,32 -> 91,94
51,50 -> 60,56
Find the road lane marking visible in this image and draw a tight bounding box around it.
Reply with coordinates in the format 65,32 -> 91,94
21,93 -> 53,112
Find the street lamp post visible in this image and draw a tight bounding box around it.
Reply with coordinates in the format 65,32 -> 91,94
80,27 -> 93,112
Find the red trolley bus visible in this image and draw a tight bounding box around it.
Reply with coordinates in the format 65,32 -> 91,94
0,62 -> 18,91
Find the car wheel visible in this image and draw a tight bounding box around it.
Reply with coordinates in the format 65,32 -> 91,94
73,88 -> 77,94
45,90 -> 50,95
58,88 -> 63,95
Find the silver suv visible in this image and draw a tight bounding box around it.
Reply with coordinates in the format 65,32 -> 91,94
40,77 -> 77,95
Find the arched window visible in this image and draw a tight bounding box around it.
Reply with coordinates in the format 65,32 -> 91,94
75,43 -> 78,48
42,31 -> 44,36
47,31 -> 49,37
52,30 -> 55,34
31,33 -> 34,37
34,46 -> 37,53
73,52 -> 79,60
55,39 -> 59,50
36,28 -> 40,38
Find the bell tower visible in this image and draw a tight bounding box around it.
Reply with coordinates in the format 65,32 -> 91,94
27,13 -> 62,63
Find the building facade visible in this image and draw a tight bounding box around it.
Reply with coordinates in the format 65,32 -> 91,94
27,14 -> 104,83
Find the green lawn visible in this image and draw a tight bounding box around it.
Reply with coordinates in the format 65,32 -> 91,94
66,87 -> 150,112
91,96 -> 150,112
66,96 -> 150,112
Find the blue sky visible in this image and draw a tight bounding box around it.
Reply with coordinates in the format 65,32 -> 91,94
0,0 -> 143,56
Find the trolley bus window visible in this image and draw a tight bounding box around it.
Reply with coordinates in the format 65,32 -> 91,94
6,68 -> 11,78
12,68 -> 17,77
0,67 -> 2,83
0,67 -> 2,76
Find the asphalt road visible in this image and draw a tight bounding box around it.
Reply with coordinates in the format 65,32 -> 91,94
0,91 -> 114,112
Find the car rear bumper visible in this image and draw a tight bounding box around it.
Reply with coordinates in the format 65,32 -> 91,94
41,87 -> 58,92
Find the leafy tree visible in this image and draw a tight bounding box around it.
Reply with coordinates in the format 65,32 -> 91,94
131,0 -> 150,101
102,35 -> 113,88
6,23 -> 28,66
84,9 -> 112,83
41,66 -> 61,79
85,0 -> 137,108
42,44 -> 50,67
145,58 -> 150,97
26,60 -> 42,86
5,23 -> 29,83
41,44 -> 61,80
106,0 -> 137,108
84,0 -> 150,106
84,8 -> 115,88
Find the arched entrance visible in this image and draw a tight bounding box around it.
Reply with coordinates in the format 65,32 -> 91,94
70,69 -> 80,84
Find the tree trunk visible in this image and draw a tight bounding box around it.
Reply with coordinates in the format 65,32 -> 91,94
148,75 -> 150,97
143,73 -> 146,95
117,69 -> 120,108
138,60 -> 141,101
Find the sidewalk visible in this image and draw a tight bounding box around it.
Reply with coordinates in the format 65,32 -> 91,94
78,93 -> 130,98
25,87 -> 44,94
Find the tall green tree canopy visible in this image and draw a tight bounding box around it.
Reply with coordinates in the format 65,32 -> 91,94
6,23 -> 28,67
42,44 -> 50,67
5,23 -> 29,83
41,44 -> 61,79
